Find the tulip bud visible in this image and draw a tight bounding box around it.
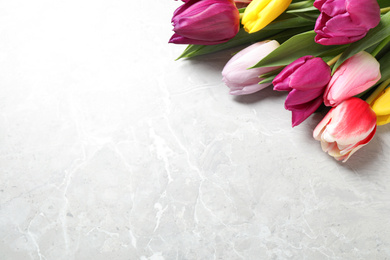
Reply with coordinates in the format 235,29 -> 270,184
313,97 -> 377,162
222,40 -> 281,95
242,0 -> 292,33
314,0 -> 381,45
273,56 -> 331,127
169,0 -> 240,45
371,87 -> 390,126
323,51 -> 381,107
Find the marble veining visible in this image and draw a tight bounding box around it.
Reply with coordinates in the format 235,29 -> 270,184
1,1 -> 390,259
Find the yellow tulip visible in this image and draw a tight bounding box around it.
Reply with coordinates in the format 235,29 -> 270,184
241,0 -> 292,33
371,87 -> 390,125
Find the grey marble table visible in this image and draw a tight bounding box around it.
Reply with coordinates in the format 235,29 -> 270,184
1,1 -> 390,259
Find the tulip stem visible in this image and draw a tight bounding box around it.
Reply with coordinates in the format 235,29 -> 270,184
326,53 -> 342,66
366,78 -> 390,105
371,35 -> 390,57
381,7 -> 390,14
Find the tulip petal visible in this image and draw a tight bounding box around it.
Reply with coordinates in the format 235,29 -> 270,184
347,0 -> 381,29
289,96 -> 323,127
321,0 -> 346,17
323,98 -> 376,146
222,41 -> 281,95
242,0 -> 292,33
285,88 -> 324,107
313,98 -> 377,162
313,108 -> 333,140
170,0 -> 240,45
324,51 -> 381,107
273,56 -> 311,92
229,82 -> 272,95
314,0 -> 380,45
377,115 -> 390,126
339,125 -> 376,162
289,58 -> 331,90
371,89 -> 390,115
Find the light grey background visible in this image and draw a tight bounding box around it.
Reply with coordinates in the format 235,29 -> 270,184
1,1 -> 390,259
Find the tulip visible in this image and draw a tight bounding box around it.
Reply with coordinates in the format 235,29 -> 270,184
323,51 -> 381,107
273,56 -> 331,127
314,0 -> 381,45
371,87 -> 390,126
241,0 -> 292,33
169,0 -> 240,45
313,97 -> 377,162
222,40 -> 281,95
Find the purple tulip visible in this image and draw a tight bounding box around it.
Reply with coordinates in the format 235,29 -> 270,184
169,0 -> 240,45
273,56 -> 331,127
314,0 -> 381,45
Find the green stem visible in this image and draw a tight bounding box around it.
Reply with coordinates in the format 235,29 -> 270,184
381,7 -> 390,14
371,35 -> 390,57
366,78 -> 390,105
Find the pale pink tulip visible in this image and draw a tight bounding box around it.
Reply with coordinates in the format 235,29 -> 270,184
222,40 -> 281,95
323,51 -> 381,107
313,97 -> 377,162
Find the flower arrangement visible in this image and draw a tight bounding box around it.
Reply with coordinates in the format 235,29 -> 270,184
169,0 -> 390,162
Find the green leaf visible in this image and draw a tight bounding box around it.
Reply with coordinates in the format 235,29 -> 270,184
286,6 -> 318,13
259,76 -> 276,84
378,0 -> 390,8
378,51 -> 390,83
290,12 -> 320,22
251,30 -> 347,68
176,28 -> 284,59
262,16 -> 315,30
259,67 -> 284,79
332,11 -> 390,72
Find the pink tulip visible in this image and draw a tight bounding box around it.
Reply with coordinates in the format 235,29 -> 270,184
222,40 -> 281,95
169,0 -> 240,45
314,0 -> 381,45
323,51 -> 381,107
273,56 -> 331,127
313,97 -> 377,162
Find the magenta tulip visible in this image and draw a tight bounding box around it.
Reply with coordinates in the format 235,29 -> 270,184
222,40 -> 281,95
313,97 -> 377,162
273,56 -> 331,127
169,0 -> 240,45
313,0 -> 381,45
323,51 -> 381,107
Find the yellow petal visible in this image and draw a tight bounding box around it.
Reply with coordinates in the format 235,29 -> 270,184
242,0 -> 292,33
372,88 -> 390,115
242,0 -> 271,23
376,114 -> 390,126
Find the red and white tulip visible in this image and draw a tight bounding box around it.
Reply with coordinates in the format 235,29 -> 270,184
313,97 -> 377,162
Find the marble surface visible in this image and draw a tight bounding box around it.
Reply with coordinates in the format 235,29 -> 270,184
1,1 -> 390,259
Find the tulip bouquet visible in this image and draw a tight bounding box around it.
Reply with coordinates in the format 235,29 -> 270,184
169,0 -> 390,162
